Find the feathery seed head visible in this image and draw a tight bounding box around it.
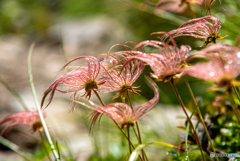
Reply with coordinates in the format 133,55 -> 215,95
74,77 -> 159,129
0,110 -> 46,135
161,16 -> 225,46
41,56 -> 104,108
182,44 -> 240,90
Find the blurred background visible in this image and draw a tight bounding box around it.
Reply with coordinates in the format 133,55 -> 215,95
0,0 -> 239,160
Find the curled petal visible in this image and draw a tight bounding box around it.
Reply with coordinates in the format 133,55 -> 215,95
134,76 -> 159,119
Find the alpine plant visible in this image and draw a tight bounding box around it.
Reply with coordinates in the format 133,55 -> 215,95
99,52 -> 144,100
123,39 -> 191,82
73,77 -> 159,129
160,16 -> 226,46
41,56 -> 105,109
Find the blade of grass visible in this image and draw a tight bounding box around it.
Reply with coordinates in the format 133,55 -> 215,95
0,136 -> 34,161
185,121 -> 190,161
27,43 -> 60,161
128,142 -> 182,161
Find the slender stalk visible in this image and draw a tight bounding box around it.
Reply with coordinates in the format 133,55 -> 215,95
185,122 -> 190,161
127,92 -> 146,160
93,90 -> 105,107
39,131 -> 52,161
184,76 -> 218,161
226,90 -> 240,124
132,127 -> 149,161
127,126 -> 132,154
0,136 -> 34,161
170,79 -> 206,161
127,92 -> 143,145
27,43 -> 60,161
93,90 -> 144,161
186,2 -> 196,18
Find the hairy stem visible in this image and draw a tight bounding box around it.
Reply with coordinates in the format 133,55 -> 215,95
170,79 -> 206,161
184,76 -> 218,161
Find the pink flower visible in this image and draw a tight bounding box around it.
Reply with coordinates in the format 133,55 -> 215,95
41,56 -> 105,108
0,110 -> 46,135
99,53 -> 144,100
161,16 -> 226,46
74,77 -> 159,128
123,40 -> 191,82
182,44 -> 240,89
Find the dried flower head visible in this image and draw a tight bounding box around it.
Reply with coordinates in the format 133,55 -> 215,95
41,56 -> 105,108
0,110 -> 46,135
74,77 -> 159,128
153,0 -> 202,14
182,44 -> 240,90
123,39 -> 191,82
161,16 -> 226,46
99,53 -> 144,100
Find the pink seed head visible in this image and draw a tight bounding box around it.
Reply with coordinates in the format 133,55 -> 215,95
0,110 -> 46,135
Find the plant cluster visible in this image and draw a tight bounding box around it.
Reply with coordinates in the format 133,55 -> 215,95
0,0 -> 240,161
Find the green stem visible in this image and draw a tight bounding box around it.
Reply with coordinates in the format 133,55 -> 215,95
92,90 -> 144,161
27,43 -> 60,161
132,127 -> 149,161
185,121 -> 190,161
127,92 -> 146,161
170,79 -> 206,161
127,126 -> 132,154
39,131 -> 52,161
127,92 -> 143,144
0,136 -> 34,161
184,76 -> 218,161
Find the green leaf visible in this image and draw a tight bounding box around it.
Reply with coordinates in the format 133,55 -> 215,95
128,142 -> 180,161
